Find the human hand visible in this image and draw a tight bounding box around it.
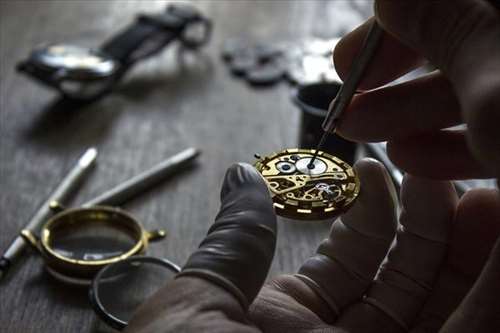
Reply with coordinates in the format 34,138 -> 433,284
334,0 -> 500,180
125,161 -> 500,332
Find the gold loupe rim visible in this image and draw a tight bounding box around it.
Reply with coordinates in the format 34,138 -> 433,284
23,205 -> 165,280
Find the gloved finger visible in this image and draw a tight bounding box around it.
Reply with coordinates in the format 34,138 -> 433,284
295,158 -> 397,323
335,175 -> 458,332
337,71 -> 462,142
177,162 -> 277,310
333,17 -> 424,90
413,188 -> 500,332
387,130 -> 493,179
126,163 -> 276,332
376,0 -> 500,177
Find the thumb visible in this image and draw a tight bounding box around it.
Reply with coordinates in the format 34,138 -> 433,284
126,163 -> 276,332
179,162 -> 277,309
375,0 -> 500,175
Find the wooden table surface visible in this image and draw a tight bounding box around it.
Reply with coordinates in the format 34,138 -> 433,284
0,1 -> 371,331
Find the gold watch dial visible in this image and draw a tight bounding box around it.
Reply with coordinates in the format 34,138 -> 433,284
254,148 -> 360,220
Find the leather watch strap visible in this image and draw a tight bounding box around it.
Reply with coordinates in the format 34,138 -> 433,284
100,6 -> 185,65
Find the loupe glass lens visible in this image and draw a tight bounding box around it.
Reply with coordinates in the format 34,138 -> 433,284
49,221 -> 137,261
90,256 -> 180,330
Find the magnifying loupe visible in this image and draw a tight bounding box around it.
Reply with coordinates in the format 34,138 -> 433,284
21,204 -> 166,284
89,256 -> 180,330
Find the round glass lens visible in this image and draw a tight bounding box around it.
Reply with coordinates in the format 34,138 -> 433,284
91,257 -> 180,330
49,221 -> 138,262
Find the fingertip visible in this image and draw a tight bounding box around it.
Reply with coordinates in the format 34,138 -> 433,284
342,158 -> 398,239
354,157 -> 399,207
225,162 -> 261,183
399,174 -> 457,242
221,162 -> 269,200
332,32 -> 350,82
333,19 -> 373,86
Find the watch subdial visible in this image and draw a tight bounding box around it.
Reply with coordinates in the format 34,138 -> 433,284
275,161 -> 296,174
295,157 -> 327,175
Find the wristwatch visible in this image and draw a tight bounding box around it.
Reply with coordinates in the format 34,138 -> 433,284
16,3 -> 212,101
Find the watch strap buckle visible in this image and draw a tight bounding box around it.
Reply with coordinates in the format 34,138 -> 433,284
137,13 -> 184,31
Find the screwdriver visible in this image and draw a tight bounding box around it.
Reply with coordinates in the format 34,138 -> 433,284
308,21 -> 383,169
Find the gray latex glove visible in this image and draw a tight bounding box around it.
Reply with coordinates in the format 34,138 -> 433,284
178,162 -> 277,310
125,163 -> 277,333
125,160 -> 500,333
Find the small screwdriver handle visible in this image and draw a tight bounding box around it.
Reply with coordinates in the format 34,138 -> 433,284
322,21 -> 383,133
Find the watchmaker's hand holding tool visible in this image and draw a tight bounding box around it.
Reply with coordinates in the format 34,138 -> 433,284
334,0 -> 500,180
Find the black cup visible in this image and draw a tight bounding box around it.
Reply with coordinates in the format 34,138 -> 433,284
292,82 -> 357,164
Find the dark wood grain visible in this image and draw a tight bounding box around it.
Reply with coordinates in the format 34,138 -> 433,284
0,1 -> 372,332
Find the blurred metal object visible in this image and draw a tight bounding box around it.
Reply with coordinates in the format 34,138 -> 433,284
286,38 -> 341,85
0,148 -> 97,281
18,148 -> 200,284
221,37 -> 344,87
17,3 -> 212,102
82,147 -> 200,207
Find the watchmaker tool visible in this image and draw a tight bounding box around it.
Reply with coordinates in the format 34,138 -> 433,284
0,148 -> 97,280
308,21 -> 383,168
2,148 -> 200,284
293,82 -> 357,164
82,147 -> 200,207
255,149 -> 359,220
